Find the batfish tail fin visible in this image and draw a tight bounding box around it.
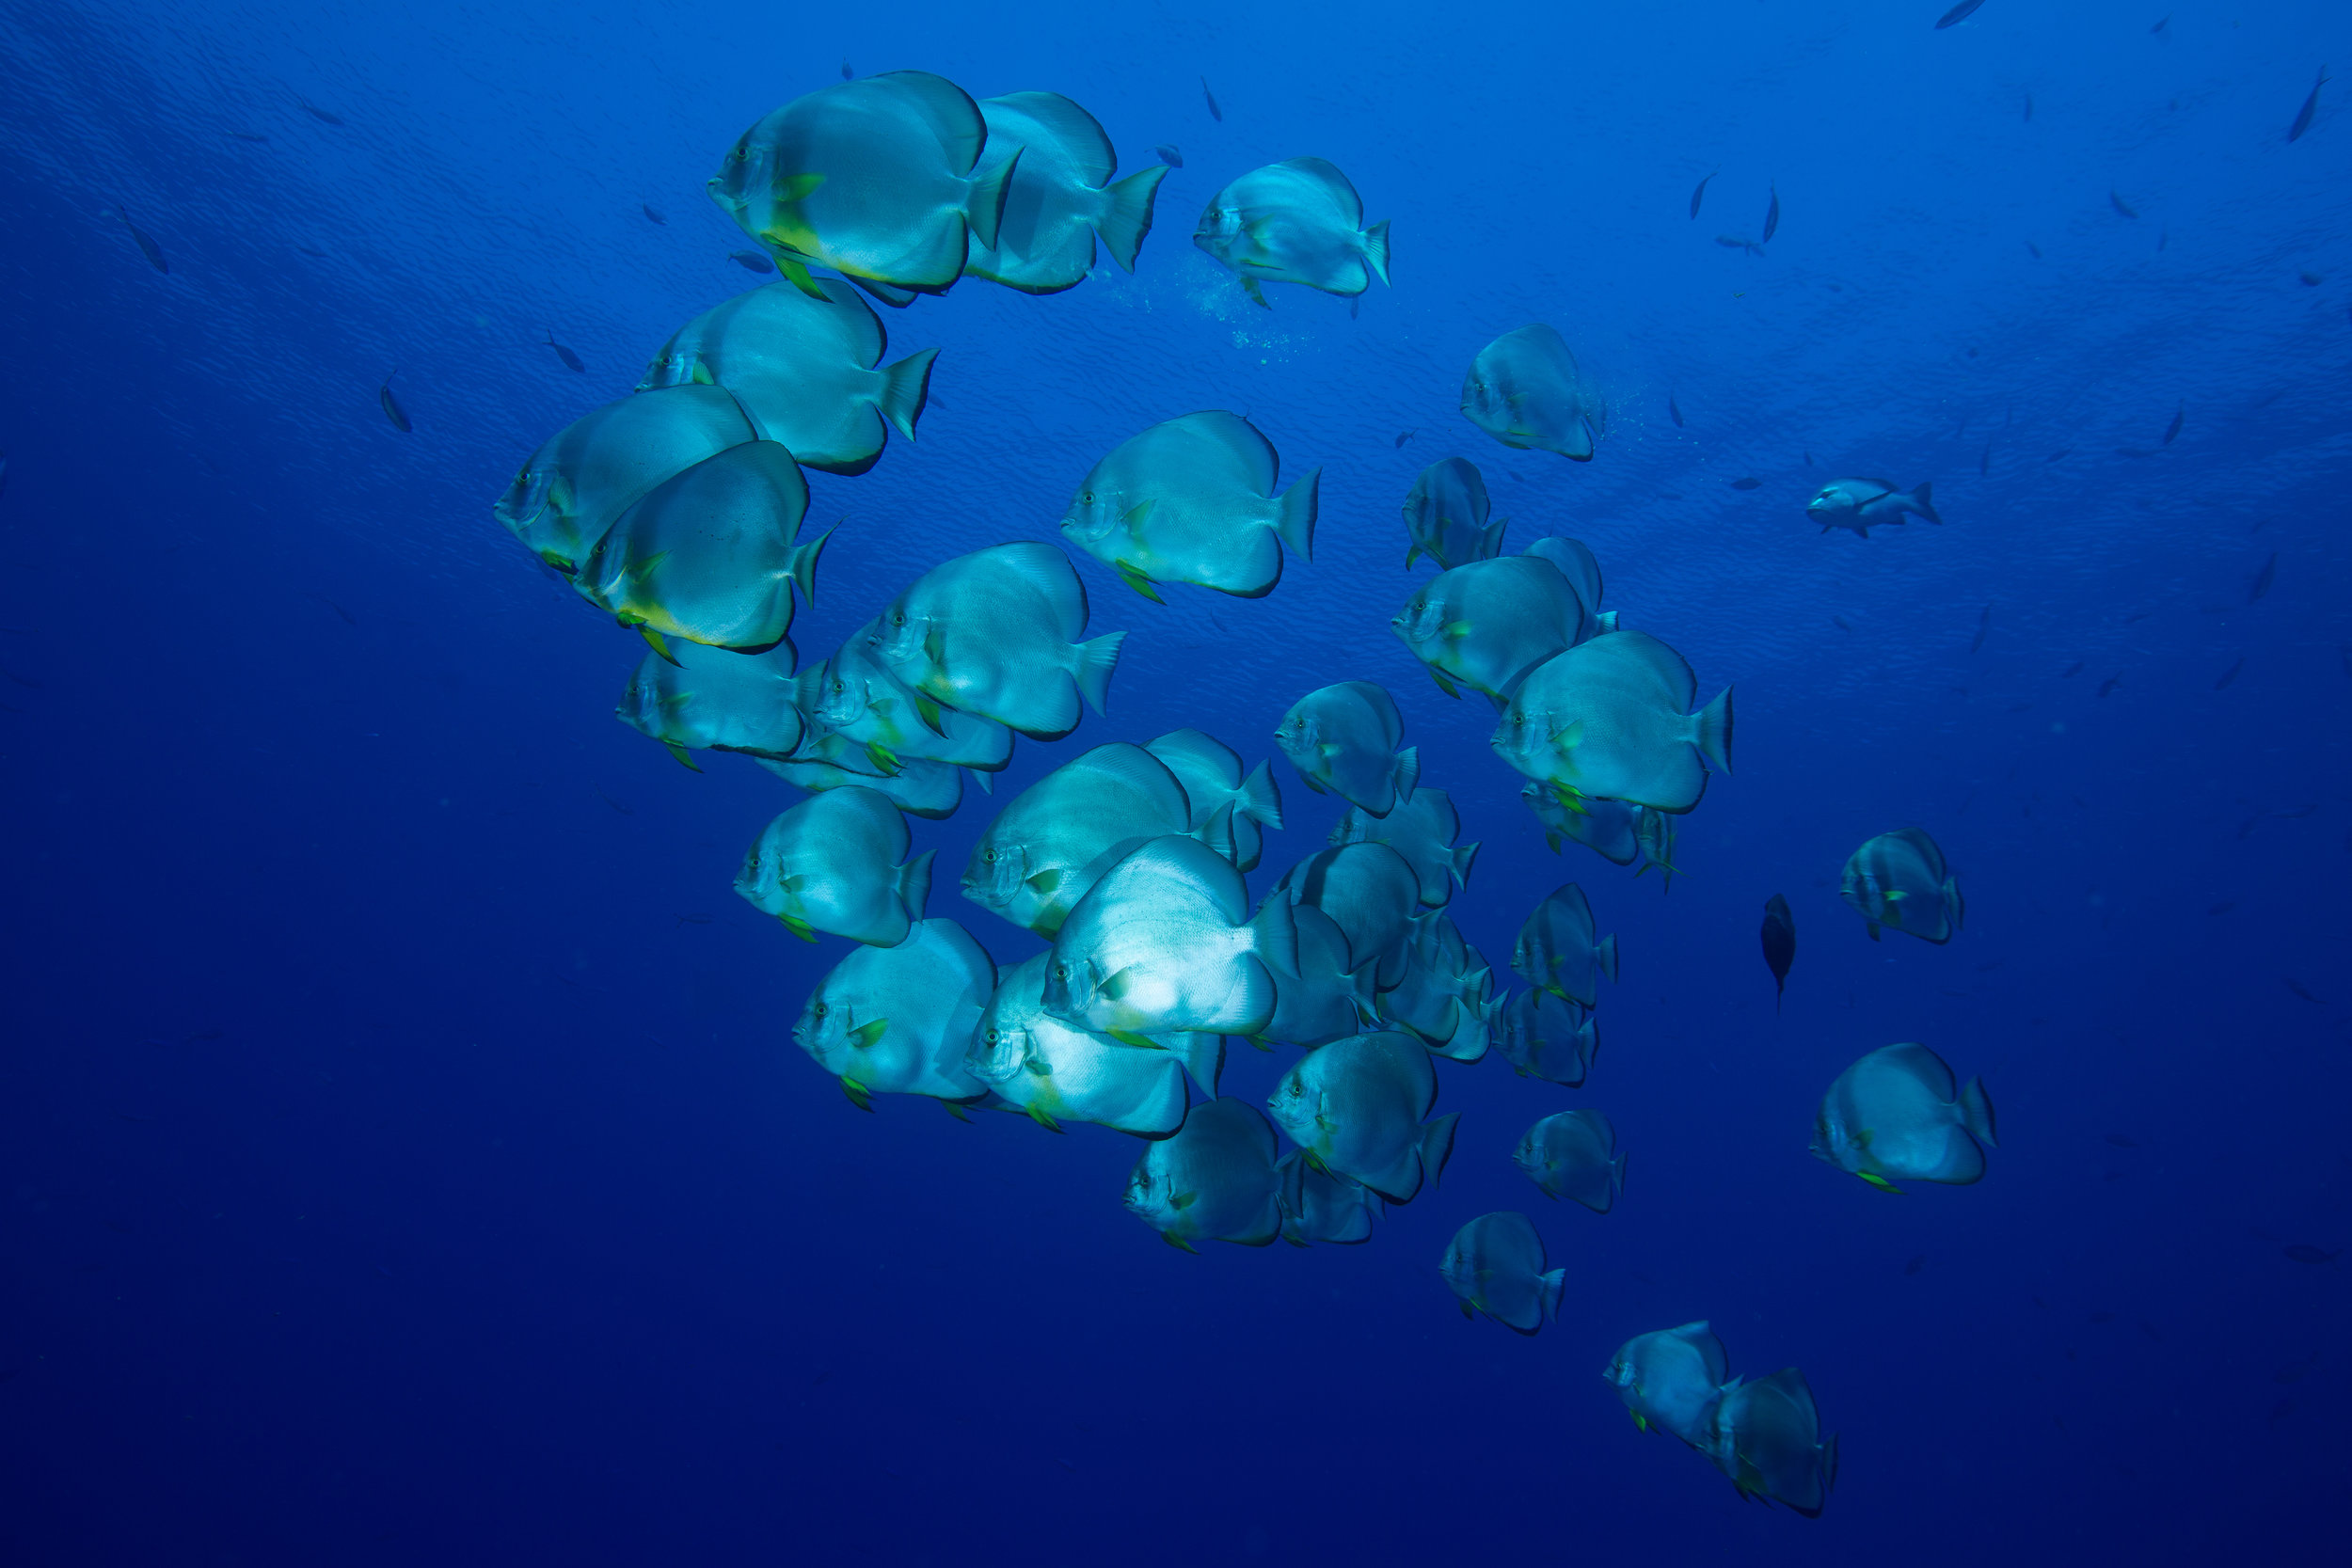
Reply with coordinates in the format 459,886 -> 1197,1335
1959,1075 -> 1997,1147
1538,1266 -> 1565,1324
1610,1151 -> 1629,1205
1597,931 -> 1620,984
1694,685 -> 1734,774
1908,480 -> 1942,524
1274,467 -> 1319,560
1450,840 -> 1480,891
965,766 -> 993,795
1073,629 -> 1127,715
1946,876 -> 1965,931
898,849 -> 935,922
1481,517 -> 1509,559
1392,745 -> 1421,808
874,347 -> 937,443
1170,1031 -> 1223,1097
1248,889 -> 1300,979
1237,757 -> 1284,831
1095,164 -> 1168,272
1192,800 -> 1240,862
1360,217 -> 1391,286
1419,1112 -> 1460,1189
964,148 -> 1022,251
787,521 -> 834,607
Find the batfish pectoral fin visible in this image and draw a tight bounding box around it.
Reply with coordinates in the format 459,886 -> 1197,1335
1025,1105 -> 1065,1133
780,914 -> 818,943
863,741 -> 901,776
1241,277 -> 1268,309
773,172 -> 826,202
942,1100 -> 972,1123
1160,1229 -> 1200,1254
847,1019 -> 889,1050
636,625 -> 682,667
1859,1171 -> 1903,1195
774,253 -> 832,301
1107,1027 -> 1159,1051
1113,560 -> 1165,604
1430,668 -> 1461,699
840,1076 -> 873,1112
662,741 -> 703,772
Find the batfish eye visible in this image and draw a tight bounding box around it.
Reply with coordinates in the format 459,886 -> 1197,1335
1053,963 -> 1069,981
812,1002 -> 827,1018
1080,490 -> 1095,505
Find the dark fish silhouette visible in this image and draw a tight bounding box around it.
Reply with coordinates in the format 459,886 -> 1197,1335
728,249 -> 775,274
1803,451 -> 1815,467
1155,144 -> 1184,168
2283,977 -> 2324,1005
2214,658 -> 2243,690
642,204 -> 666,225
296,94 -> 344,126
2285,1243 -> 2340,1263
117,206 -> 167,273
377,370 -> 411,433
229,131 -> 269,143
1970,604 -> 1992,653
2109,190 -> 2138,219
2162,403 -> 2184,445
2208,901 -> 2236,916
676,913 -> 713,926
1834,616 -> 1852,632
1935,0 -> 1986,27
1760,895 -> 1795,1009
1351,298 -> 1360,320
1979,443 -> 1991,474
544,332 -> 585,373
1762,184 -> 1780,244
1903,1254 -> 1926,1276
2023,91 -> 2033,122
308,592 -> 356,625
2300,270 -> 2325,286
1200,77 -> 1221,121
1715,234 -> 1763,256
0,451 -> 8,499
2097,674 -> 2121,697
2045,449 -> 2071,463
2025,239 -> 2042,259
2151,13 -> 2169,33
1729,476 -> 1761,490
2060,660 -> 2083,676
2289,68 -> 2327,142
839,59 -> 852,80
1668,395 -> 1684,428
1690,171 -> 1714,218
2248,552 -> 2276,603
2107,1133 -> 2139,1148
2115,447 -> 2157,458
1393,430 -> 1415,448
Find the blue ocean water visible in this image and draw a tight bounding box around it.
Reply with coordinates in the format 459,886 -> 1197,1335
4,1 -> 2348,1560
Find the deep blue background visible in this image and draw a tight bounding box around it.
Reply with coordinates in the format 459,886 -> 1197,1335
4,2 -> 2348,1562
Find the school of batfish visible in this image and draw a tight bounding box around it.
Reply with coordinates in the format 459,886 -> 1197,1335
493,68 -> 1996,1520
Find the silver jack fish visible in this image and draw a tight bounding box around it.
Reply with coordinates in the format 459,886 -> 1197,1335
1193,157 -> 1391,306
494,386 -> 756,579
793,917 -> 993,1111
1805,478 -> 1940,538
1403,456 -> 1506,571
1123,1097 -> 1283,1250
1144,729 -> 1283,873
1812,1043 -> 1996,1192
1514,1109 -> 1625,1212
1439,1212 -> 1565,1335
638,278 -> 935,476
1043,836 -> 1299,1041
1328,788 -> 1477,910
1491,630 -> 1731,815
1511,882 -> 1619,1008
1060,411 -> 1317,601
1276,681 -> 1418,816
963,742 -> 1204,938
617,638 -> 805,769
1840,828 -> 1963,943
733,786 -> 932,944
1462,325 -> 1606,461
968,953 -> 1216,1136
963,92 -> 1167,293
1266,1030 -> 1457,1203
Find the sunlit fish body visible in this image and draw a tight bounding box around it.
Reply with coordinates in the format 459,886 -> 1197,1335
1276,681 -> 1418,816
1060,411 -> 1317,601
1805,478 -> 1940,538
1514,1109 -> 1625,1212
494,386 -> 755,578
1440,1212 -> 1565,1334
1043,836 -> 1299,1040
1393,554 -> 1593,705
1462,325 -> 1605,461
1812,1042 -> 1996,1192
1266,1030 -> 1457,1204
964,742 -> 1200,938
1496,989 -> 1599,1087
1701,1369 -> 1838,1517
708,71 -> 1019,296
1512,882 -> 1619,1008
1402,456 -> 1505,571
1606,1322 -> 1733,1445
733,785 -> 932,944
794,917 -> 993,1110
1328,788 -> 1476,910
963,91 -> 1167,293
809,625 -> 1014,775
617,638 -> 805,766
1260,903 -> 1376,1048
638,278 -> 935,476
1192,157 -> 1391,304
1522,535 -> 1605,620
1278,1151 -> 1383,1245
756,748 -> 966,820
969,953 -> 1214,1136
1123,1097 -> 1283,1250
1840,828 -> 1963,943
1492,630 -> 1732,814
1145,729 -> 1283,873
870,542 -> 1126,740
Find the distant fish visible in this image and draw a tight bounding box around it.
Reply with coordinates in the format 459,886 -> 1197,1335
1668,395 -> 1683,428
1715,233 -> 1763,256
839,59 -> 852,80
2109,190 -> 2138,219
2214,658 -> 2244,690
1689,171 -> 1713,218
1729,476 -> 1762,491
2025,239 -> 2042,259
1904,1254 -> 1927,1275
2023,91 -> 2034,121
2208,900 -> 2236,916
1760,894 -> 1795,1009
308,592 -> 355,625
1934,0 -> 1986,27
2106,1132 -> 2139,1148
1833,616 -> 1852,632
116,206 -> 168,273
543,332 -> 585,373
2283,977 -> 2324,1004
2060,660 -> 2082,676
2045,449 -> 2071,463
728,249 -> 776,274
1201,76 -> 1222,121
377,370 -> 411,433
1155,143 -> 1183,167
675,912 -> 712,926
1761,184 -> 1780,245
1970,604 -> 1992,654
2288,68 -> 2327,142
2115,447 -> 2157,458
2151,13 -> 2169,33
1804,451 -> 1815,467
642,203 -> 666,225
2162,402 -> 2184,445
229,130 -> 269,143
2248,552 -> 2277,603
295,94 -> 344,126
2300,270 -> 2325,286
1395,429 -> 1415,448
2284,1243 -> 2341,1263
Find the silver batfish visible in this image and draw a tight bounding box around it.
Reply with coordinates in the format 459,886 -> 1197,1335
757,747 -> 966,820
968,952 -> 1214,1136
809,622 -> 1015,776
963,742 -> 1198,938
964,91 -> 1167,293
1701,1369 -> 1838,1517
1145,728 -> 1283,873
495,386 -> 755,578
1377,913 -> 1495,1063
1606,1322 -> 1733,1445
1278,1151 -> 1383,1245
1392,554 -> 1592,705
1276,681 -> 1418,816
794,917 -> 993,1110
1841,828 -> 1963,943
1812,1043 -> 1996,1192
1273,842 -> 1422,987
638,278 -> 935,476
1060,411 -> 1317,601
617,638 -> 805,768
1403,456 -> 1505,571
1266,1030 -> 1457,1203
1512,882 -> 1619,1008
733,785 -> 932,944
1261,902 -> 1376,1048
1439,1212 -> 1565,1335
1496,988 -> 1599,1088
1193,156 -> 1391,305
1123,1097 -> 1282,1250
1329,788 -> 1476,910
1492,630 -> 1732,814
1462,324 -> 1606,461
1514,1109 -> 1625,1212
